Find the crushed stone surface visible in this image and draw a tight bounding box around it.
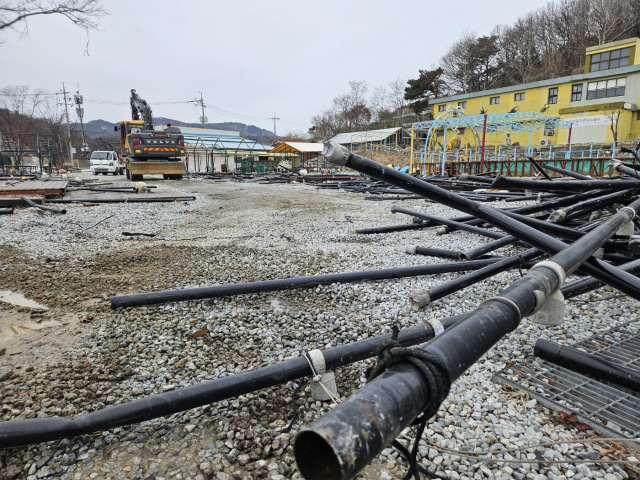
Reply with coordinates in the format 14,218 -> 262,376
0,172 -> 638,480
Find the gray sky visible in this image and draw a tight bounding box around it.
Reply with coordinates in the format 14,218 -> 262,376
0,0 -> 549,134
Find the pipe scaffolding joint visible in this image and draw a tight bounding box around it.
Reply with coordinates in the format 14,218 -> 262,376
530,260 -> 567,290
410,291 -> 431,311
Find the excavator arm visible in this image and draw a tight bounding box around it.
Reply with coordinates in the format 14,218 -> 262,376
97,137 -> 119,155
130,89 -> 154,130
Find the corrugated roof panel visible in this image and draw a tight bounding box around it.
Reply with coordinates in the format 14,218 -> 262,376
270,142 -> 324,153
329,127 -> 401,145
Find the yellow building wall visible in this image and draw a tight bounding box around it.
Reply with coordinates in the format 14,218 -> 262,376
433,78 -> 640,145
585,38 -> 640,72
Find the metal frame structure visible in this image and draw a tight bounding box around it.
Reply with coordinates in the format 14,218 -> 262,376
409,107 -> 573,174
0,132 -> 67,173
182,135 -> 271,173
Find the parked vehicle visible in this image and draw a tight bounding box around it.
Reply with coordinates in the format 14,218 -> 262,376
89,151 -> 125,175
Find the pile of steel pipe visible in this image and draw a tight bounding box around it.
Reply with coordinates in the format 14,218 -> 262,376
291,143 -> 640,480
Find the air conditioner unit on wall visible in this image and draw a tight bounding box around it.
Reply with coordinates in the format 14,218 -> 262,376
540,139 -> 549,146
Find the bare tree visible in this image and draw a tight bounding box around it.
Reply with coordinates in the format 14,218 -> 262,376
601,105 -> 624,142
590,0 -> 635,44
388,77 -> 407,126
0,0 -> 107,47
370,86 -> 390,125
0,85 -> 50,139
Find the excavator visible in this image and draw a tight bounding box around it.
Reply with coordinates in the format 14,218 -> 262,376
114,89 -> 186,181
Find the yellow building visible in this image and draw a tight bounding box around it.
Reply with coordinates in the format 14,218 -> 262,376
430,37 -> 640,146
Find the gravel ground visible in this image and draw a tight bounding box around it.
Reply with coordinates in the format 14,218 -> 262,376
0,173 -> 638,480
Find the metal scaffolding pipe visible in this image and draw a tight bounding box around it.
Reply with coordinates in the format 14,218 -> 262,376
391,205 -> 506,239
110,259 -> 502,309
406,246 -> 464,260
320,142 -> 640,300
534,340 -> 640,394
0,315 -> 466,448
0,207 -> 13,215
561,258 -> 640,299
541,163 -> 592,180
491,175 -> 640,192
410,248 -> 543,310
20,196 -> 66,214
527,156 -> 553,181
460,236 -> 518,260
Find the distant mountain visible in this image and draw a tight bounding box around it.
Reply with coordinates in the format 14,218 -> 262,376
76,118 -> 274,140
74,119 -> 117,137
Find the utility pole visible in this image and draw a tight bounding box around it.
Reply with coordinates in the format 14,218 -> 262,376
61,83 -> 74,167
75,84 -> 87,157
270,112 -> 280,139
199,92 -> 206,128
189,92 -> 208,128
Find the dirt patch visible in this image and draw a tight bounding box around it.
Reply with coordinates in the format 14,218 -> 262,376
0,302 -> 78,369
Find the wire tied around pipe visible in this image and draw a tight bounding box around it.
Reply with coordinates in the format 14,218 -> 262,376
367,320 -> 452,480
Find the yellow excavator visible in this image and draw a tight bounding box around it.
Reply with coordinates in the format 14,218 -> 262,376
114,89 -> 186,181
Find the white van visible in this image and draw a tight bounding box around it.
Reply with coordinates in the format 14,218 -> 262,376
90,151 -> 124,175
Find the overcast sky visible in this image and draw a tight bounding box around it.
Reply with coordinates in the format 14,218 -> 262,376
1,0 -> 549,134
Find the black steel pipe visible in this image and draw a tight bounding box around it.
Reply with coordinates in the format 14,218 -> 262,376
527,156 -> 553,181
491,175 -> 640,192
110,259 -> 502,309
541,163 -> 592,180
534,339 -> 640,394
460,236 -> 518,260
0,315 -> 467,449
611,159 -> 640,179
410,248 -> 543,310
499,209 -> 629,251
391,206 -> 506,239
351,223 -> 428,234
407,246 -> 464,260
561,258 -> 640,299
20,196 -> 66,214
321,143 -> 640,300
295,150 -> 640,479
46,196 -> 196,204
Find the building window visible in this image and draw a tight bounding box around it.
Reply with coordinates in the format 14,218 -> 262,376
586,77 -> 626,99
571,84 -> 583,102
435,129 -> 444,137
548,87 -> 558,104
490,96 -> 500,105
458,101 -> 467,109
590,47 -> 631,72
438,105 -> 446,112
514,92 -> 526,101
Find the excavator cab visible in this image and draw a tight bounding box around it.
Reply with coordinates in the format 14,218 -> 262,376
116,120 -> 146,156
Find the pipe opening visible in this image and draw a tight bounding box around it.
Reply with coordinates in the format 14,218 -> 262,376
294,431 -> 343,480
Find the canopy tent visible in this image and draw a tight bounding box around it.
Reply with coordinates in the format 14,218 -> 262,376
270,142 -> 324,169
